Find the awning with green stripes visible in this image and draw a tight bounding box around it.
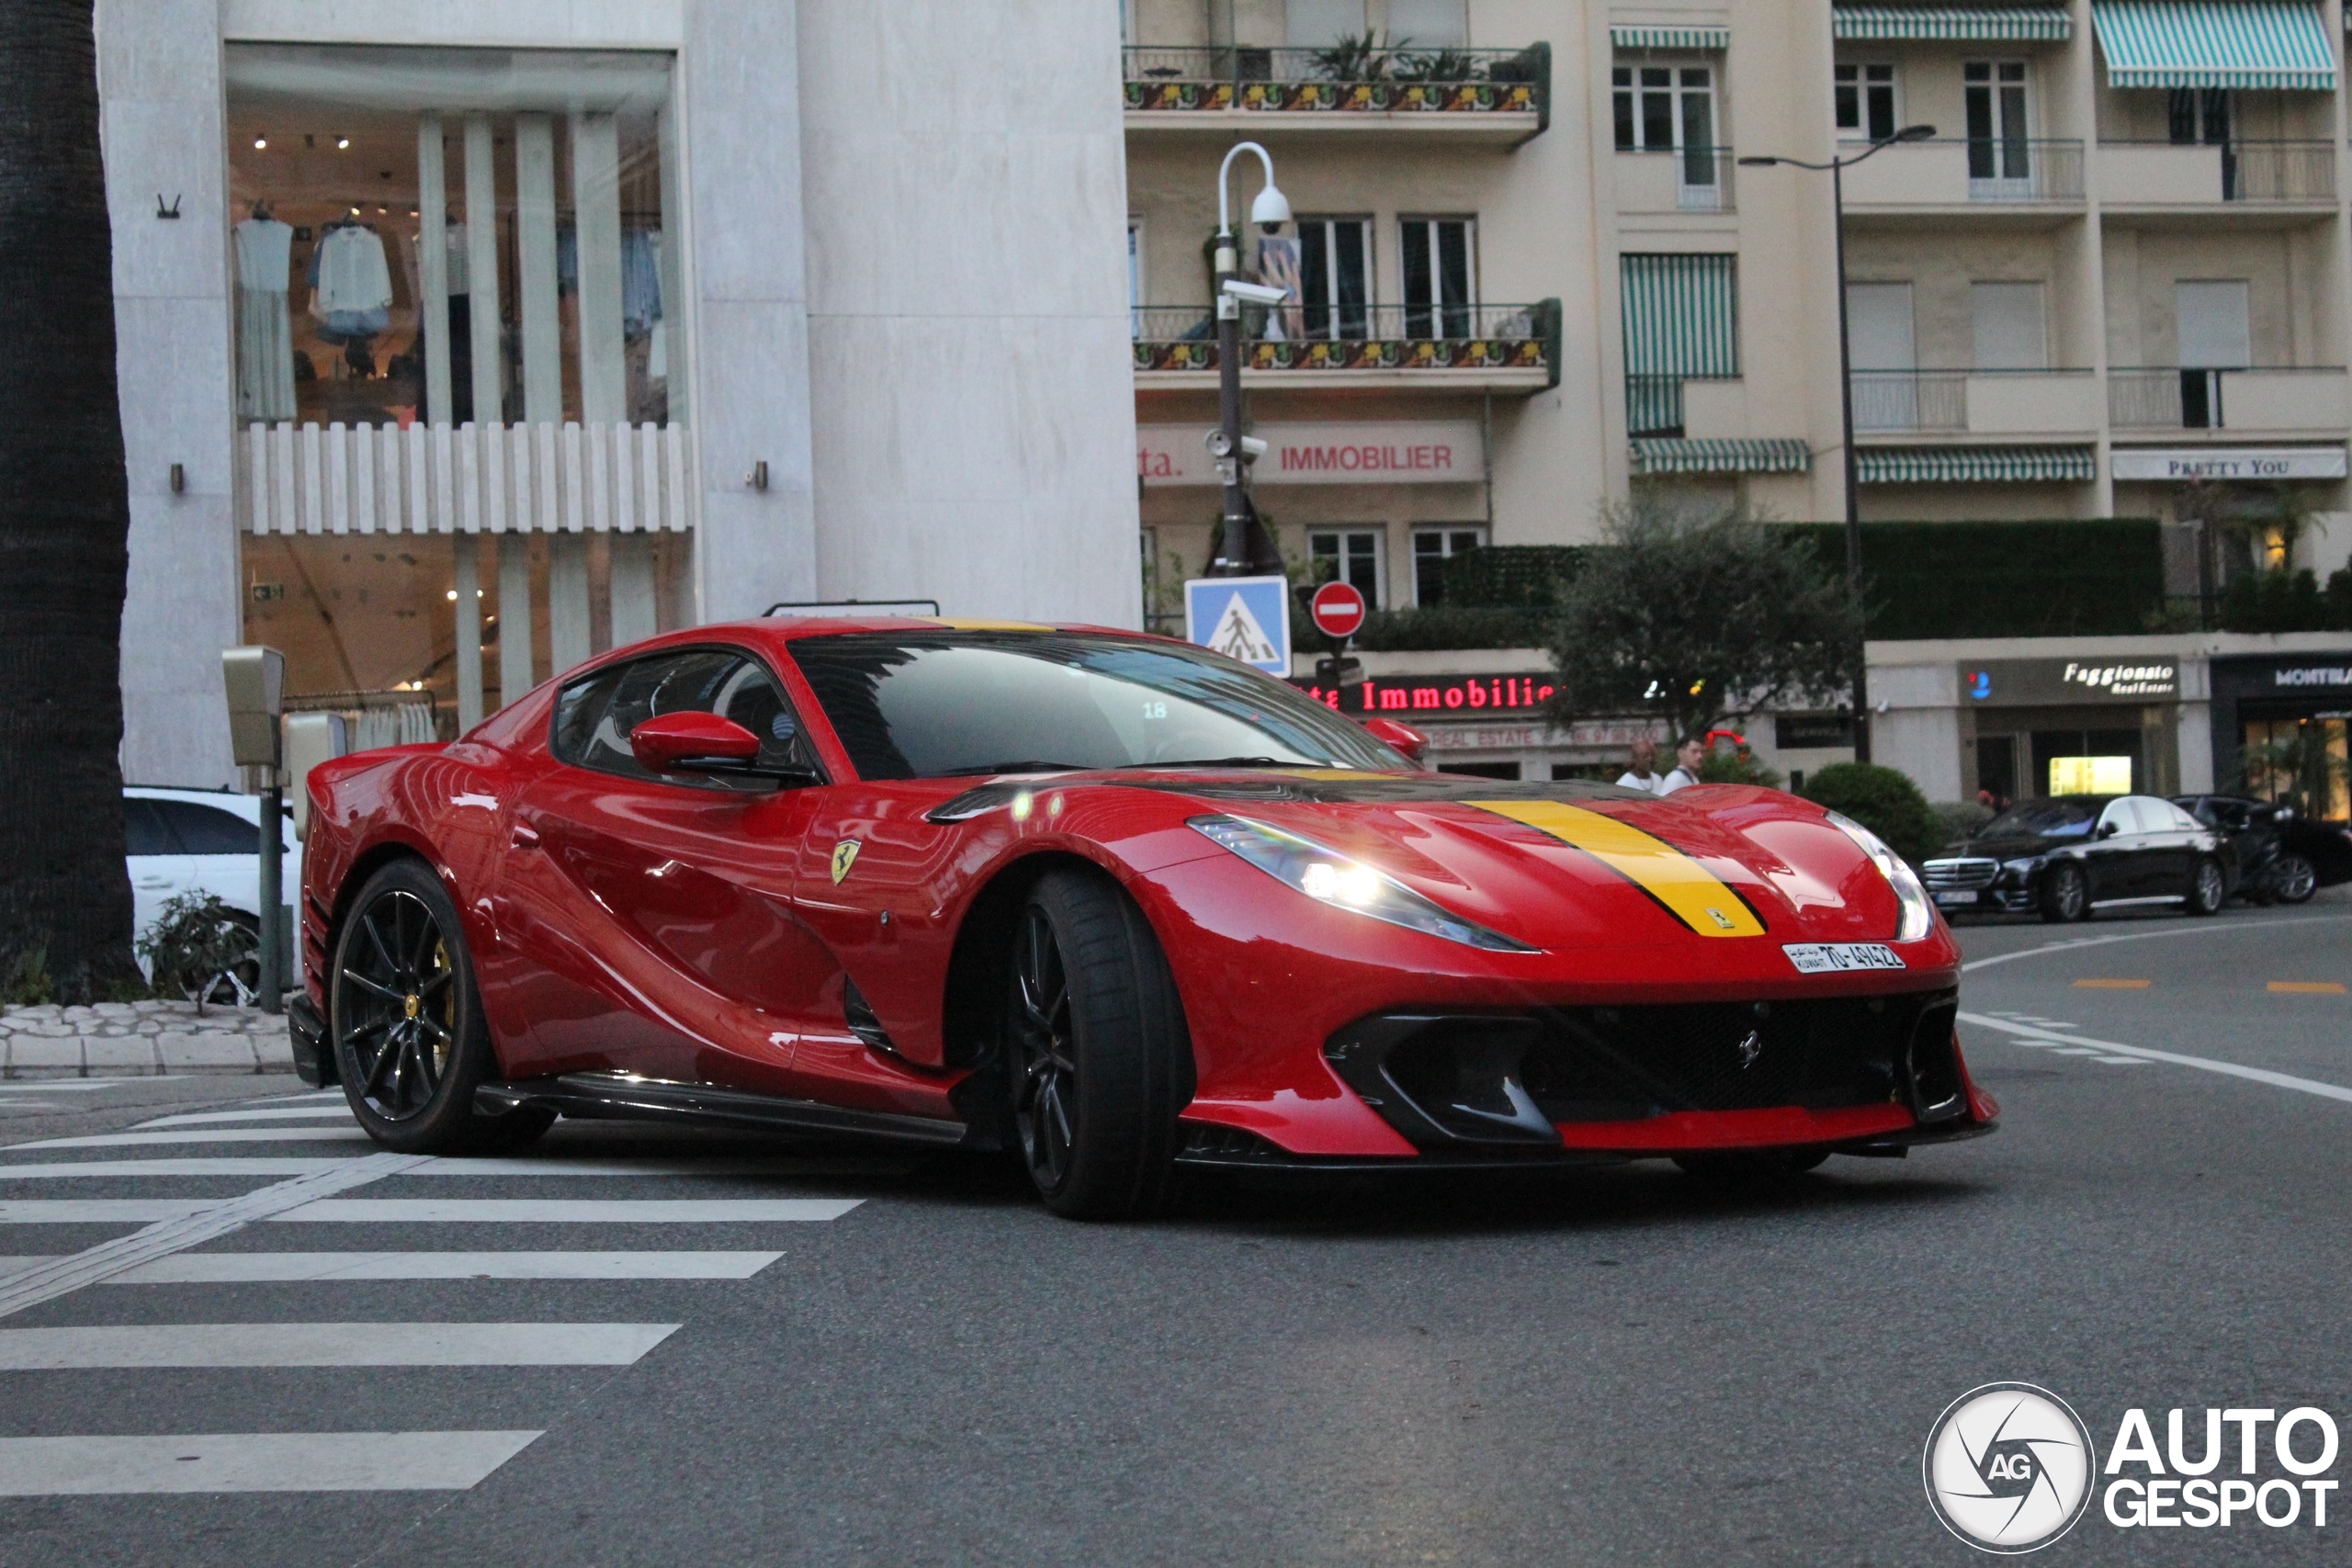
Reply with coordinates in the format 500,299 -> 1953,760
2091,2 -> 2335,90
1631,439 -> 1812,475
1833,7 -> 2073,41
1859,446 -> 2098,484
1621,254 -> 1740,438
1610,25 -> 1730,51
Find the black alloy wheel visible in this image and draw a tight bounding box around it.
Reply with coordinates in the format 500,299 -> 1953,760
1004,869 -> 1193,1220
2039,862 -> 2089,924
329,859 -> 551,1155
2272,852 -> 2319,905
2184,856 -> 2227,917
185,910 -> 261,1010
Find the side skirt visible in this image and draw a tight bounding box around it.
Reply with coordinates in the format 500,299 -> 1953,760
476,1073 -> 973,1148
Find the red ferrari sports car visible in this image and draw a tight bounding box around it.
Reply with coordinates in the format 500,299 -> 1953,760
290,615 -> 1995,1217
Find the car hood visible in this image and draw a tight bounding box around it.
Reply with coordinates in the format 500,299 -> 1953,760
1099,770 -> 1915,953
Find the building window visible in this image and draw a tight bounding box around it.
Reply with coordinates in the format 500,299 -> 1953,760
1620,253 -> 1740,437
1296,216 -> 1373,339
1411,525 -> 1486,606
1388,0 -> 1467,48
1399,217 -> 1475,339
1309,528 -> 1385,606
227,44 -> 681,433
1970,281 -> 2046,370
1611,64 -> 1719,195
1286,0 -> 1365,48
1835,63 -> 1896,141
2169,87 -> 2232,145
1962,61 -> 2030,186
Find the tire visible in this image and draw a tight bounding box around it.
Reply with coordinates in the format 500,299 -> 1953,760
1004,868 -> 1194,1220
1673,1148 -> 1831,1180
329,858 -> 553,1155
2272,852 -> 2319,905
188,910 -> 261,1010
2038,862 -> 2089,924
2184,855 -> 2227,917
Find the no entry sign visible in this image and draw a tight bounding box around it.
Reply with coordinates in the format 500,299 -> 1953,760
1309,581 -> 1367,641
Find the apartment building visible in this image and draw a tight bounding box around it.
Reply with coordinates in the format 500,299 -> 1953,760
1122,0 -> 2352,782
100,0 -> 1136,787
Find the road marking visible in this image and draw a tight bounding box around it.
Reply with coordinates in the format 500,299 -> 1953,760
0,1156 -> 891,1181
2050,1047 -> 2105,1055
0,1082 -> 128,1095
272,1198 -> 865,1223
2092,1057 -> 2152,1066
2268,981 -> 2346,994
1961,1011 -> 2352,1104
0,1321 -> 680,1369
0,1430 -> 543,1495
0,1153 -> 428,1321
1961,912 -> 2352,973
2074,978 -> 2151,989
6,1128 -> 376,1150
0,1250 -> 786,1282
133,1108 -> 357,1129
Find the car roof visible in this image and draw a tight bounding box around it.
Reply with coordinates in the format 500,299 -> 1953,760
125,785 -> 259,815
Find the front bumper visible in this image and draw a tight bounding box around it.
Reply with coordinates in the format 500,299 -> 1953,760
288,993 -> 334,1087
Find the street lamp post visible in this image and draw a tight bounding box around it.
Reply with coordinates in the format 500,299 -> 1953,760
1208,141 -> 1291,577
1738,124 -> 1934,766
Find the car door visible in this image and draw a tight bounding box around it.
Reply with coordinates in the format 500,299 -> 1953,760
121,795 -> 191,950
496,647 -> 836,1089
2142,797 -> 2205,895
2086,797 -> 2146,899
153,796 -> 267,922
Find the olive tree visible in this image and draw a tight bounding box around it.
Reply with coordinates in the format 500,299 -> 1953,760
1545,499 -> 1863,744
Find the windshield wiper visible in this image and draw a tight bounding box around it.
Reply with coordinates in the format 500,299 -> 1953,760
933,761 -> 1091,777
1147,756 -> 1312,770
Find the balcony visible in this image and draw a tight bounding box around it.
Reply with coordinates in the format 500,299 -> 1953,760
2098,141 -> 2336,208
1134,301 -> 1559,391
1839,139 -> 2085,210
1848,370 -> 2102,436
1613,148 -> 1736,215
1122,44 -> 1548,142
2109,367 -> 2349,433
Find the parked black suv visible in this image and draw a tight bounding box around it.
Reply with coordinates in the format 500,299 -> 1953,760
2173,794 -> 2352,905
1924,795 -> 2235,923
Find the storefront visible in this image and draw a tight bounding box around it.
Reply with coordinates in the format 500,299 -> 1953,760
2209,653 -> 2352,819
1285,662 -> 1667,779
1958,653 -> 2184,803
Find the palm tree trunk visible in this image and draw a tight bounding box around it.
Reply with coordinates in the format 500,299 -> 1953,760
0,0 -> 141,1002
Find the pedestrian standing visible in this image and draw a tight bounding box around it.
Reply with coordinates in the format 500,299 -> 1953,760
1616,738 -> 1665,795
1658,735 -> 1708,795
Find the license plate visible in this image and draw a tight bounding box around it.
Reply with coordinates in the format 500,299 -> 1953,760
1784,942 -> 1907,974
1932,891 -> 1976,907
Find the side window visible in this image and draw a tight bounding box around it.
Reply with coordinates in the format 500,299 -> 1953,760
2165,802 -> 2205,832
122,797 -> 180,857
2097,799 -> 2136,835
552,649 -> 820,790
154,799 -> 266,855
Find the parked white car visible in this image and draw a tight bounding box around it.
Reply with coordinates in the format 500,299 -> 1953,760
125,786 -> 302,999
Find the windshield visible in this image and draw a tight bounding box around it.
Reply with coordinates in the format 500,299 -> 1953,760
1980,798 -> 2101,839
786,632 -> 1405,780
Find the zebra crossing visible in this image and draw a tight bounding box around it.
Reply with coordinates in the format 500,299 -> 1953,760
0,1087 -> 876,1498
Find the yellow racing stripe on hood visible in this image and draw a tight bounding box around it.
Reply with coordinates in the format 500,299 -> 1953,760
1468,800 -> 1765,938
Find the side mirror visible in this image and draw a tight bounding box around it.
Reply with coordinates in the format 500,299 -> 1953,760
1362,716 -> 1430,768
629,712 -> 818,785
2096,820 -> 2120,839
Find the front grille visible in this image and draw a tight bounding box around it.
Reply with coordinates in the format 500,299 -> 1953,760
1326,991 -> 1962,1148
1923,858 -> 1998,890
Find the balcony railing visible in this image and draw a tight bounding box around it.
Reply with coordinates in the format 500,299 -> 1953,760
1614,146 -> 1736,213
1134,301 -> 1558,380
1839,138 -> 2085,204
1122,43 -> 1548,121
1624,373 -> 1735,438
2098,141 -> 2336,204
1851,371 -> 1970,432
2110,367 -> 2350,431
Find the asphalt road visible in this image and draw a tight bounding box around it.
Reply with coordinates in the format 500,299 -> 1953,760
1,897 -> 2348,1567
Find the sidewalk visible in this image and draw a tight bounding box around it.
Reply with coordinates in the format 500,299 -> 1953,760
0,1000 -> 295,1077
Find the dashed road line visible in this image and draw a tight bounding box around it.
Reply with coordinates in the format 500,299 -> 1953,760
275,1197 -> 865,1224
0,1321 -> 680,1369
0,1251 -> 785,1282
132,1107 -> 366,1129
2073,978 -> 2151,989
8,1129 -> 375,1150
0,1431 -> 544,1495
1961,1010 -> 2352,1104
2268,981 -> 2346,995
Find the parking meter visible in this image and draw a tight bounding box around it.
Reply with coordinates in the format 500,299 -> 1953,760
221,647 -> 288,1014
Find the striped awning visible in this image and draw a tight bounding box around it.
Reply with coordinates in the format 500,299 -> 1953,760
1631,438 -> 1812,475
1833,7 -> 2073,40
1859,446 -> 2098,484
1610,25 -> 1730,51
2091,2 -> 2335,90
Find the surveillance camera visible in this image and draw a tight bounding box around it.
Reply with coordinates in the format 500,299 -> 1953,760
1221,279 -> 1290,308
1239,435 -> 1268,460
1204,430 -> 1233,458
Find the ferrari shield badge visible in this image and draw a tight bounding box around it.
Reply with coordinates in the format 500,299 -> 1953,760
831,840 -> 862,886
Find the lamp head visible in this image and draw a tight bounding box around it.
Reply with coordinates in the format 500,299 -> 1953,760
1894,123 -> 1937,141
1250,180 -> 1292,232
1735,155 -> 1780,167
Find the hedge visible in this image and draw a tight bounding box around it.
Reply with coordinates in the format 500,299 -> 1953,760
1437,546 -> 1587,608
1354,605 -> 1555,651
1779,519 -> 2165,640
1799,762 -> 1943,866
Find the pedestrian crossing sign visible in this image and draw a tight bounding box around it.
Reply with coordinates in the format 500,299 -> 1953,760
1184,576 -> 1291,675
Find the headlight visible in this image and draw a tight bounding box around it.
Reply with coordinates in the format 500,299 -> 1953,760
1189,815 -> 1535,953
1825,811 -> 1934,942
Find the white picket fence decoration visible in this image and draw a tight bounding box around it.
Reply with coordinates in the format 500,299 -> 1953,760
239,421 -> 693,536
